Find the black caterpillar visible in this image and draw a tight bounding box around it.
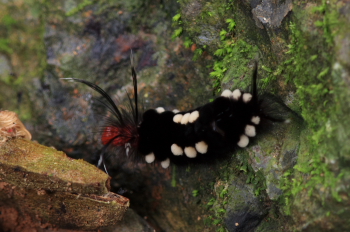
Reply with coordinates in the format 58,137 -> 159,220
64,61 -> 294,169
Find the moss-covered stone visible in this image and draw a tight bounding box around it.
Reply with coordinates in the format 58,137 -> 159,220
178,0 -> 350,231
0,138 -> 129,230
0,139 -> 110,194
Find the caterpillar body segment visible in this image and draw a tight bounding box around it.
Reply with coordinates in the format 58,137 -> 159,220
138,86 -> 260,166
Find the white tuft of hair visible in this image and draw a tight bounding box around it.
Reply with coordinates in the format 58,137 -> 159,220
221,89 -> 232,98
237,135 -> 249,148
184,147 -> 197,158
161,158 -> 170,168
180,113 -> 191,124
251,116 -> 260,125
242,93 -> 252,103
156,107 -> 165,113
189,111 -> 199,123
232,89 -> 242,100
195,141 -> 208,154
145,153 -> 155,163
173,109 -> 180,113
171,144 -> 183,156
173,114 -> 183,123
245,125 -> 256,137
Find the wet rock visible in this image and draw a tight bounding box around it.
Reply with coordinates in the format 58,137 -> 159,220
225,175 -> 268,232
102,209 -> 155,232
252,0 -> 293,28
226,211 -> 264,232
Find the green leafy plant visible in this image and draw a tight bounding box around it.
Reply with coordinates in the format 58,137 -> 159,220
183,37 -> 193,48
172,27 -> 183,39
226,18 -> 236,31
193,48 -> 203,61
172,13 -> 181,22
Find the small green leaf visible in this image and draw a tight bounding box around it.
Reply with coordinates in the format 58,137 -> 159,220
213,219 -> 222,225
171,27 -> 183,39
172,13 -> 181,22
219,189 -> 228,198
318,67 -> 329,79
218,208 -> 226,213
312,5 -> 326,13
220,30 -> 228,40
207,198 -> 216,206
262,65 -> 273,73
310,55 -> 318,61
214,48 -> 226,57
184,37 -> 193,48
226,18 -> 236,31
314,20 -> 323,27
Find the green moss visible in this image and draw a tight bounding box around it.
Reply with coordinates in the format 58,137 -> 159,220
66,0 -> 95,16
276,1 -> 350,219
172,0 -> 236,62
216,39 -> 259,91
184,14 -> 259,92
0,1 -> 47,121
241,152 -> 267,196
173,0 -> 260,92
0,139 -> 110,195
0,38 -> 13,54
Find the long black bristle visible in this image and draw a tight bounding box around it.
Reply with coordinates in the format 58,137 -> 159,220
63,78 -> 126,126
130,51 -> 139,123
